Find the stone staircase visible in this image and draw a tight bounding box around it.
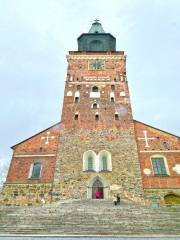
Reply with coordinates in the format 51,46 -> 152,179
0,199 -> 180,235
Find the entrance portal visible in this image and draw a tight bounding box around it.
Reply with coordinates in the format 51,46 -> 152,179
92,179 -> 104,199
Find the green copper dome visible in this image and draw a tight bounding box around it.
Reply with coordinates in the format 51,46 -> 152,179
88,19 -> 105,33
77,20 -> 116,52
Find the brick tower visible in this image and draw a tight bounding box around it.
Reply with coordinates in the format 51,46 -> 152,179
52,20 -> 144,202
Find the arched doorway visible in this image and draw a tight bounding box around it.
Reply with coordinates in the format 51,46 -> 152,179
92,179 -> 103,199
164,194 -> 180,204
87,176 -> 109,199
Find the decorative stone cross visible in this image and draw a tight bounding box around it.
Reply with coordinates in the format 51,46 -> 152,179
41,131 -> 55,145
138,130 -> 155,148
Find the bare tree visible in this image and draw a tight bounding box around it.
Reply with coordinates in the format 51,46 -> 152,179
0,160 -> 9,191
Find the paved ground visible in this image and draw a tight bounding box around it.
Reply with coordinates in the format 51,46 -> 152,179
0,237 -> 180,240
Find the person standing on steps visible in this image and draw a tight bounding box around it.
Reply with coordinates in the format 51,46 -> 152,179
117,193 -> 120,206
113,194 -> 117,206
95,191 -> 100,199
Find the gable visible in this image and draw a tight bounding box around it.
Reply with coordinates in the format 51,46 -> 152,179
134,120 -> 179,152
12,122 -> 61,155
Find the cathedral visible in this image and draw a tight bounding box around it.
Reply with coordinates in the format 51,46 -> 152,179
1,21 -> 180,207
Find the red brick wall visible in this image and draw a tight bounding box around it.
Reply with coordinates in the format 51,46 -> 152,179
61,51 -> 134,130
134,120 -> 180,189
6,156 -> 57,183
6,123 -> 60,183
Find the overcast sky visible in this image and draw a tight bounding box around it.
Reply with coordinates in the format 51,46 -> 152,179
0,0 -> 180,167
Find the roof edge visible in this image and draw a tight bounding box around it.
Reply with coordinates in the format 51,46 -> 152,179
133,120 -> 179,138
11,122 -> 61,149
77,33 -> 116,40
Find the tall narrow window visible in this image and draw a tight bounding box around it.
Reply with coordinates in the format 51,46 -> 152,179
75,97 -> 79,103
88,155 -> 93,170
110,92 -> 115,103
31,162 -> 42,179
102,155 -> 108,170
95,113 -> 99,121
111,85 -> 115,91
115,113 -> 119,120
77,85 -> 81,90
111,97 -> 115,103
152,157 -> 167,176
74,113 -> 79,120
92,86 -> 98,92
99,150 -> 112,172
75,91 -> 80,103
92,103 -> 98,109
83,150 -> 96,172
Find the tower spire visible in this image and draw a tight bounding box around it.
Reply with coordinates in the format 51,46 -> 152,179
88,19 -> 105,33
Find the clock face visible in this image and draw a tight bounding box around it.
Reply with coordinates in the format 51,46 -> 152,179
89,60 -> 105,70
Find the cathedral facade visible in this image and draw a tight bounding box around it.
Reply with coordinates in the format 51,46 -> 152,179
1,21 -> 180,206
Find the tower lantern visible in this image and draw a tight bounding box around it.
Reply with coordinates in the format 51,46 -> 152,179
77,20 -> 116,52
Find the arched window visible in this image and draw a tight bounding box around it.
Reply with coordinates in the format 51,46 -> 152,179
91,103 -> 99,109
115,112 -> 119,120
29,162 -> 42,179
95,113 -> 99,121
74,112 -> 79,120
110,92 -> 115,103
151,155 -> 169,176
87,155 -> 93,170
74,91 -> 80,103
90,86 -> 100,98
164,194 -> 180,204
92,86 -> 99,92
99,150 -> 112,171
83,150 -> 96,171
102,155 -> 108,170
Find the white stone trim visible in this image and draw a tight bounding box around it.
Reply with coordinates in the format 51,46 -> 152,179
67,81 -> 124,84
140,150 -> 180,153
83,150 -> 97,172
120,91 -> 126,97
110,92 -> 115,103
28,163 -> 33,178
67,91 -> 73,96
98,150 -> 112,172
74,91 -> 80,97
91,103 -> 99,109
87,176 -> 109,199
14,154 -> 56,157
83,150 -> 112,172
67,55 -> 126,61
90,92 -> 100,98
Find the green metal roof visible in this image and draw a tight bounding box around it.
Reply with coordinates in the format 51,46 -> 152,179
88,19 -> 105,33
77,20 -> 116,52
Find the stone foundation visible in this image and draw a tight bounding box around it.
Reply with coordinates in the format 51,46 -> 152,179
0,183 -> 53,205
144,188 -> 180,207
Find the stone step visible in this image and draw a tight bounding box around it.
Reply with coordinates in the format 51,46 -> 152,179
0,199 -> 180,235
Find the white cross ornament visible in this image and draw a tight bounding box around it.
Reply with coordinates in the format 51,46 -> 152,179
138,130 -> 155,148
41,131 -> 55,145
